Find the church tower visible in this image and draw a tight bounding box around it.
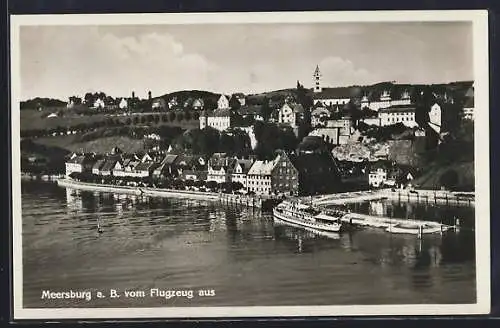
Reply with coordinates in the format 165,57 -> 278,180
313,65 -> 321,93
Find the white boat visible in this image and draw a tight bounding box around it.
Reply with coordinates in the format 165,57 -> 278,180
273,200 -> 346,233
386,222 -> 448,235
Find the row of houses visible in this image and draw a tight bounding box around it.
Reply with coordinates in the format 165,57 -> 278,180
65,146 -> 346,196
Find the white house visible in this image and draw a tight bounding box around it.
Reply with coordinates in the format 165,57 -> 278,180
428,103 -> 442,134
199,110 -> 232,131
65,155 -> 85,177
207,153 -> 235,184
217,95 -> 230,110
379,105 -> 418,128
230,159 -> 254,189
93,98 -> 105,109
368,164 -> 388,188
246,160 -> 274,195
118,98 -> 128,109
278,103 -> 304,128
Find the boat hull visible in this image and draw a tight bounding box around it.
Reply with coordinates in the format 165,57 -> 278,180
273,210 -> 342,233
386,224 -> 448,235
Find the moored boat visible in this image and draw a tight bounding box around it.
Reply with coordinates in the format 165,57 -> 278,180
273,200 -> 347,233
386,222 -> 448,235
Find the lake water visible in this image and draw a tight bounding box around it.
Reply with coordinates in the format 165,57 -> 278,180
21,181 -> 476,308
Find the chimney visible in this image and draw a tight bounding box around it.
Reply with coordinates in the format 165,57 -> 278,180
148,91 -> 152,100
132,91 -> 135,99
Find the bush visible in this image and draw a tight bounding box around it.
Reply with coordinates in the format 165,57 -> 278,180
440,169 -> 459,190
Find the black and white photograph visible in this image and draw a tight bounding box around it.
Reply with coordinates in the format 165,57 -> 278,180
11,11 -> 490,319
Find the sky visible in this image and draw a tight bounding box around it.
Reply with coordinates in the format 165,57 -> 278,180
19,22 -> 473,100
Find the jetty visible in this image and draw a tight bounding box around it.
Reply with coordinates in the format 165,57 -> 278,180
341,212 -> 451,231
311,188 -> 474,207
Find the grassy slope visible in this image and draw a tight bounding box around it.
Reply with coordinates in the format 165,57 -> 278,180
34,135 -> 147,154
21,108 -> 199,131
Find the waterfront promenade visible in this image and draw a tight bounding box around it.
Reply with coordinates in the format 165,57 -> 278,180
56,179 -> 266,208
311,188 -> 475,207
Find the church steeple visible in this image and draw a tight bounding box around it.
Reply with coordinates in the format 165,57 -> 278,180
313,65 -> 321,93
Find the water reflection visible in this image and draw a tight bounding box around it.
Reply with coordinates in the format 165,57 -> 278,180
343,199 -> 475,228
22,181 -> 476,307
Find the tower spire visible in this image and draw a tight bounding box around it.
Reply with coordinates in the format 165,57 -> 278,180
313,65 -> 321,93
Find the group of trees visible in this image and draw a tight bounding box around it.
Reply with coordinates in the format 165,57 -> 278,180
171,127 -> 252,157
253,121 -> 299,160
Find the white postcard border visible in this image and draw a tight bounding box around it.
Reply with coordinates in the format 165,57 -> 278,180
10,10 -> 490,319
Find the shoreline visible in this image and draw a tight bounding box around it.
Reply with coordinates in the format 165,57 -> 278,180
56,178 -> 221,200
55,179 -> 271,208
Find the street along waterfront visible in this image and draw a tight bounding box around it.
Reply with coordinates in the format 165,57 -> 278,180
22,181 -> 475,308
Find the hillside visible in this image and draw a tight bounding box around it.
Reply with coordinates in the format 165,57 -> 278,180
412,161 -> 474,191
34,135 -> 146,154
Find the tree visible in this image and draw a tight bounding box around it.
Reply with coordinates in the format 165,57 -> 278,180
140,116 -> 146,124
232,181 -> 244,191
261,97 -> 273,121
154,115 -> 160,124
439,169 -> 459,190
229,96 -> 241,111
206,180 -> 218,191
176,112 -> 184,122
185,111 -> 192,121
169,112 -> 176,122
162,114 -> 168,123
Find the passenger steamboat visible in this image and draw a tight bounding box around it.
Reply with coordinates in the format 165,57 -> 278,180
272,200 -> 347,233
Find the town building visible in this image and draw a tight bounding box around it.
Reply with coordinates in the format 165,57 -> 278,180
247,151 -> 299,196
199,109 -> 232,131
207,153 -> 237,184
312,65 -> 351,107
152,154 -> 179,179
232,93 -> 246,106
463,86 -> 474,120
378,105 -> 418,128
361,90 -> 412,112
239,105 -> 264,121
152,98 -> 167,110
92,159 -> 106,175
118,98 -> 128,110
278,102 -> 305,128
168,97 -> 178,110
217,95 -> 230,110
311,107 -> 330,127
428,103 -> 442,134
93,98 -> 105,109
100,155 -> 123,176
192,98 -> 204,110
231,158 -> 254,189
65,154 -> 95,177
368,162 -> 389,188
